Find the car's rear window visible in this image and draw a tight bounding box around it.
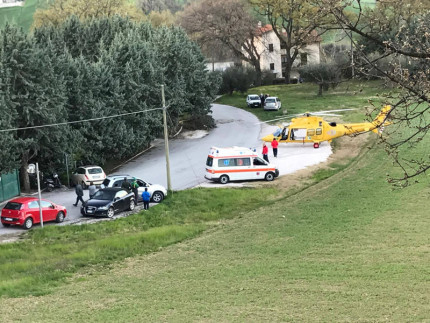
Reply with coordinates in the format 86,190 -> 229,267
92,190 -> 115,200
4,202 -> 22,210
265,98 -> 275,103
102,178 -> 110,186
88,168 -> 103,174
206,157 -> 213,167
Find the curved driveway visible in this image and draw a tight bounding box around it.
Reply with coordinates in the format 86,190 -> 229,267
0,104 -> 262,235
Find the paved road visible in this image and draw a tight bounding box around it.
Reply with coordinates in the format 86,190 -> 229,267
0,104 -> 262,235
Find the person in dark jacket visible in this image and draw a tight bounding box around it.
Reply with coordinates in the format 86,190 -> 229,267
73,183 -> 84,206
121,177 -> 132,192
141,188 -> 151,210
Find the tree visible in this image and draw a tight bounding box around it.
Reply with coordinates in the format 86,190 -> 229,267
0,17 -> 219,190
180,0 -> 265,85
33,0 -> 145,27
0,25 -> 70,191
146,9 -> 176,27
139,0 -> 183,14
315,0 -> 430,185
299,63 -> 341,96
249,0 -> 330,83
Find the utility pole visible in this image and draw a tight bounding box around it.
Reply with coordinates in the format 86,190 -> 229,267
350,31 -> 355,78
36,163 -> 44,228
65,153 -> 70,188
161,85 -> 172,192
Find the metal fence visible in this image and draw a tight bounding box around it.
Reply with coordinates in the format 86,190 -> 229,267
0,170 -> 20,203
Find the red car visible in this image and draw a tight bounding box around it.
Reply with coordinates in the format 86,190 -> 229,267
1,197 -> 67,229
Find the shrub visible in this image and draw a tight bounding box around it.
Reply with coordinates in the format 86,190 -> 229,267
219,66 -> 256,94
299,62 -> 342,96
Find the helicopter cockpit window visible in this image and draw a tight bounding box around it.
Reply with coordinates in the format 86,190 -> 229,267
319,121 -> 323,126
273,128 -> 282,137
281,127 -> 288,140
253,157 -> 267,166
307,129 -> 315,136
316,128 -> 322,135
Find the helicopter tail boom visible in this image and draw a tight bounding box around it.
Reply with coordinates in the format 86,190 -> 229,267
373,105 -> 392,127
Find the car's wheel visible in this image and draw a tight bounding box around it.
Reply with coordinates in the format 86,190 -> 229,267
2,223 -> 11,227
219,175 -> 229,184
152,191 -> 164,203
265,172 -> 275,181
23,217 -> 33,230
128,199 -> 135,211
56,211 -> 65,223
107,207 -> 115,218
81,181 -> 87,189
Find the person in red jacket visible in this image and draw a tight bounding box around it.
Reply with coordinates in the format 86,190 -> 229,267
271,138 -> 279,157
262,143 -> 269,163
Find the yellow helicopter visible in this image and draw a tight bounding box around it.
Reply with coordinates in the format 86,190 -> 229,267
262,105 -> 392,148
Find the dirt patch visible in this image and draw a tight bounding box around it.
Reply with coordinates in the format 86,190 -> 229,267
257,133 -> 371,192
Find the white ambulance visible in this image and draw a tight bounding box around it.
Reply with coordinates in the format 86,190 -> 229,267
205,146 -> 279,184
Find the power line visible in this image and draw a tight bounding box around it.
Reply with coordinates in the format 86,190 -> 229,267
0,108 -> 163,132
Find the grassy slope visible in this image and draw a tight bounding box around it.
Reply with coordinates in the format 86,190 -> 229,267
0,81 -> 428,320
1,132 -> 428,321
216,80 -> 387,123
0,0 -> 41,31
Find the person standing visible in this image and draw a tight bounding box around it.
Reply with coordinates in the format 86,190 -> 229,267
73,183 -> 84,206
260,93 -> 265,107
88,182 -> 97,199
271,138 -> 279,158
131,177 -> 139,205
121,177 -> 131,192
262,143 -> 269,163
141,187 -> 151,210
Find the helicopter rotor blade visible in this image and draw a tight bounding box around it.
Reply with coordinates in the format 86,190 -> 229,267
254,115 -> 298,125
312,108 -> 356,114
311,113 -> 342,117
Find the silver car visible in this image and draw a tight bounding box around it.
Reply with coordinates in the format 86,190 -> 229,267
100,175 -> 167,203
264,97 -> 282,111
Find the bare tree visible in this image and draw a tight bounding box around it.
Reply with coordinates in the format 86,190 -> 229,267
179,0 -> 265,85
316,0 -> 430,185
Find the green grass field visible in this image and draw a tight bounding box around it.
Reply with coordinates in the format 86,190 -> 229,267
216,80 -> 389,123
0,80 -> 428,321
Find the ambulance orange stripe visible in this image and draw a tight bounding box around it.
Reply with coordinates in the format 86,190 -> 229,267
207,168 -> 276,174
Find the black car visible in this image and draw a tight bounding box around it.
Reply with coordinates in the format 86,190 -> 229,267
81,187 -> 135,218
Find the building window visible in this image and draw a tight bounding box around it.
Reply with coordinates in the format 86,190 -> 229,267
270,63 -> 275,71
268,43 -> 274,52
300,53 -> 308,65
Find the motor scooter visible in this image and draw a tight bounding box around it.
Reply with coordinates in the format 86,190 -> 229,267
43,173 -> 62,192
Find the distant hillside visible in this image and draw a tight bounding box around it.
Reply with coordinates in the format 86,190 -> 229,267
0,0 -> 41,31
0,0 -> 191,31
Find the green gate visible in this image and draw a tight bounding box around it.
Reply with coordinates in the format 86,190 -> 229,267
0,170 -> 20,203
